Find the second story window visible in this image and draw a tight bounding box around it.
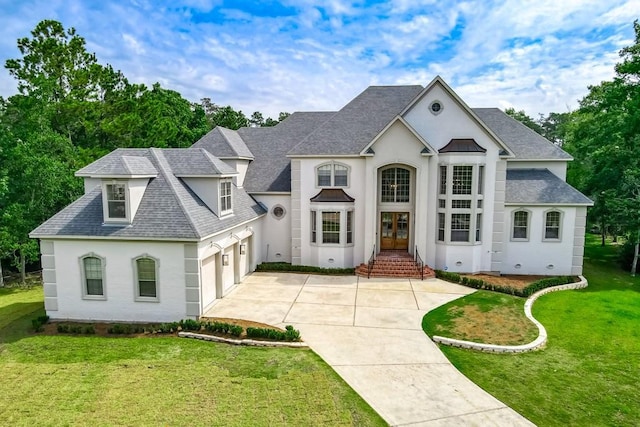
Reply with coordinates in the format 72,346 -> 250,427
380,167 -> 410,203
316,162 -> 350,187
106,183 -> 126,219
220,178 -> 232,214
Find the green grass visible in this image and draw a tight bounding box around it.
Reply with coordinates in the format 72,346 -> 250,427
422,290 -> 538,345
426,234 -> 640,426
0,286 -> 385,426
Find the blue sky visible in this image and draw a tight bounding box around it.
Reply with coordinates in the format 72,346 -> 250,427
0,0 -> 638,118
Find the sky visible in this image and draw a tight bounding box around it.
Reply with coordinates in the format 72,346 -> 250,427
0,0 -> 638,119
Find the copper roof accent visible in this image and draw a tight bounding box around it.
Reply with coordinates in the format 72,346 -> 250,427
310,188 -> 355,203
439,138 -> 487,153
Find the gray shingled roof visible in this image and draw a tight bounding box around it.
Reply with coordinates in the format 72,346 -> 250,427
163,148 -> 237,176
194,112 -> 335,192
192,127 -> 254,159
505,169 -> 592,205
76,149 -> 158,177
287,86 -> 424,156
31,148 -> 266,240
473,108 -> 572,160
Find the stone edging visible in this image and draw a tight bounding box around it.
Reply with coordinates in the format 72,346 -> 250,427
178,331 -> 308,348
432,275 -> 588,353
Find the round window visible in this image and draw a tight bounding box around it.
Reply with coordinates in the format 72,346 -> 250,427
272,205 -> 286,220
430,100 -> 443,115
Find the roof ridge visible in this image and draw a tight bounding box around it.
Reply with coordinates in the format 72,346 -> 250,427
287,110 -> 340,154
149,148 -> 201,237
217,127 -> 240,157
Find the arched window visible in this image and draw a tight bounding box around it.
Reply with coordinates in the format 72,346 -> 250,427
316,162 -> 349,187
512,210 -> 530,240
134,256 -> 159,301
80,254 -> 106,300
380,167 -> 410,203
544,210 -> 562,240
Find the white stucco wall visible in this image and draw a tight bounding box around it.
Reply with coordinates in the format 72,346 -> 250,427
501,206 -> 578,275
183,177 -> 221,215
83,178 -> 101,194
50,239 -> 187,322
252,194 -> 292,263
507,161 -> 568,180
223,159 -> 250,187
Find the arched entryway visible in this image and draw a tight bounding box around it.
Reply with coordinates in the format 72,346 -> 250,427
377,165 -> 415,252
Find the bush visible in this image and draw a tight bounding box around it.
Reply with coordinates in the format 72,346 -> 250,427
57,324 -> 70,333
246,325 -> 301,341
256,263 -> 355,275
435,270 -> 461,283
84,325 -> 96,334
69,325 -> 83,334
521,276 -> 575,297
31,318 -> 44,332
230,325 -> 243,337
179,319 -> 201,331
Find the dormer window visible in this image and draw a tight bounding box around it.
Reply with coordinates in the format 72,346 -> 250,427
316,162 -> 349,188
106,183 -> 126,218
102,181 -> 129,223
220,178 -> 232,214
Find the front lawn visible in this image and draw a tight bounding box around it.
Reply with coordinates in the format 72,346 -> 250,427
426,235 -> 640,426
0,286 -> 385,426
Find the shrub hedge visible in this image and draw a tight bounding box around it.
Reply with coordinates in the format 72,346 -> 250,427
435,270 -> 576,297
256,262 -> 354,275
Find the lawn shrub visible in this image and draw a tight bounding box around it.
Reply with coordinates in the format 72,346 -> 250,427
435,270 -> 462,283
84,325 -> 96,334
107,324 -> 145,334
179,319 -> 201,331
69,325 -> 83,334
230,325 -> 243,337
205,321 -> 243,336
436,269 -> 575,297
31,318 -> 44,332
246,325 -> 301,341
256,262 -> 355,275
57,324 -> 70,333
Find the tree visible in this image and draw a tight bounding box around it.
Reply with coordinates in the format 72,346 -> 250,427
563,20 -> 640,270
504,107 -> 544,134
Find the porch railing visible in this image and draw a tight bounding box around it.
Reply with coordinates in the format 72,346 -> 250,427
414,245 -> 424,281
367,244 -> 376,279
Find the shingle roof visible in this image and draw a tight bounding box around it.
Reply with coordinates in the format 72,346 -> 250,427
310,189 -> 355,202
192,127 -> 254,159
163,148 -> 237,176
505,169 -> 593,205
31,148 -> 266,240
439,138 -> 487,153
287,85 -> 424,156
473,108 -> 572,160
194,112 -> 335,192
76,149 -> 158,177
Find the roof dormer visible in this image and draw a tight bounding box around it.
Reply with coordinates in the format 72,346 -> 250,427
75,151 -> 158,225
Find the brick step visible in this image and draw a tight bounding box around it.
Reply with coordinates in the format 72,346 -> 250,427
355,262 -> 436,279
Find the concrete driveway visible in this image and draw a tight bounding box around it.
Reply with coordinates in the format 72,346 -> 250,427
206,272 -> 535,426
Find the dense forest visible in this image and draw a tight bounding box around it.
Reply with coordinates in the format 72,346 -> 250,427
1,19 -> 640,282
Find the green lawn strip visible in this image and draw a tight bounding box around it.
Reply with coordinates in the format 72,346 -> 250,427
0,290 -> 385,426
0,286 -> 43,330
428,235 -> 640,426
422,290 -> 538,345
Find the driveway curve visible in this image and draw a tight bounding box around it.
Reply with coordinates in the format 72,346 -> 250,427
206,272 -> 535,426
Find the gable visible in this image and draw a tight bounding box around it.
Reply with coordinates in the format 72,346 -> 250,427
367,119 -> 433,160
402,78 -> 511,157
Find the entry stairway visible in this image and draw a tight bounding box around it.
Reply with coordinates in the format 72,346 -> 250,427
355,250 -> 436,280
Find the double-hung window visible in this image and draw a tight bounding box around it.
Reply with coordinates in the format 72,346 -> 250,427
105,183 -> 127,220
512,211 -> 529,240
220,178 -> 232,214
134,256 -> 158,301
322,211 -> 341,244
544,211 -> 561,240
80,254 -> 106,300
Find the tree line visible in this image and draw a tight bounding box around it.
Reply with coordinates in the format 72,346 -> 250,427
0,20 -> 288,283
505,20 -> 640,274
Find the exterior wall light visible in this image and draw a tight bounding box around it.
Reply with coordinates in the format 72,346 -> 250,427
239,244 -> 246,255
222,254 -> 229,266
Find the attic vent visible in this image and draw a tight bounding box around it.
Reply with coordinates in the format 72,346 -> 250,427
271,205 -> 286,220
429,100 -> 443,115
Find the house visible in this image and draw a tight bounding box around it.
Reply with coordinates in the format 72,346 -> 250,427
30,76 -> 593,322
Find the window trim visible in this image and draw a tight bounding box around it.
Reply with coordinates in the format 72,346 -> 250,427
543,209 -> 563,241
102,181 -> 130,223
310,207 -> 354,247
219,178 -> 233,215
79,253 -> 107,300
437,163 -> 484,244
315,161 -> 350,188
133,254 -> 160,302
511,209 -> 531,241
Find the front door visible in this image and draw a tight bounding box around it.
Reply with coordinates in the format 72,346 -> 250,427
380,212 -> 409,250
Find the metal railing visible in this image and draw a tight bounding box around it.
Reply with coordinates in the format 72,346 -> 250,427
414,245 -> 424,280
367,244 -> 376,279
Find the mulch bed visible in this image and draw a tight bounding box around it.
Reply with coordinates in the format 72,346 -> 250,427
461,274 -> 549,291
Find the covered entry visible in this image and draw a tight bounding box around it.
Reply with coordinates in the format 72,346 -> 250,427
380,212 -> 409,250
